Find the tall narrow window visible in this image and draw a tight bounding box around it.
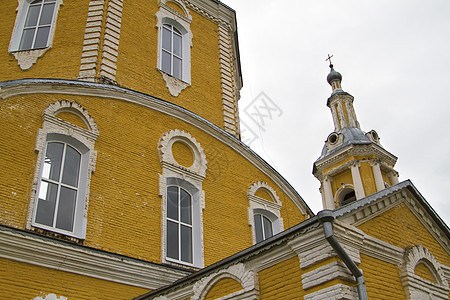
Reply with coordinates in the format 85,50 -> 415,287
166,186 -> 193,264
161,24 -> 183,80
18,0 -> 57,51
254,213 -> 274,243
33,136 -> 89,236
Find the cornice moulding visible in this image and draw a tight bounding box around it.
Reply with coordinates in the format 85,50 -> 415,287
0,227 -> 189,289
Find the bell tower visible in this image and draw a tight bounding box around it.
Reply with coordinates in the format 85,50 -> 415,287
313,60 -> 400,210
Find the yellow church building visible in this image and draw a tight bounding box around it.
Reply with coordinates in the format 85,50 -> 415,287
0,0 -> 448,299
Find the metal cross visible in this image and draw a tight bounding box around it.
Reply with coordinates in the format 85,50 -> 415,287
326,54 -> 334,66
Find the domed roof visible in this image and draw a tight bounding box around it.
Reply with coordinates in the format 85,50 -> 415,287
318,127 -> 372,160
327,64 -> 342,85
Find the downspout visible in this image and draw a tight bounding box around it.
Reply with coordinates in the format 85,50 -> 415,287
317,210 -> 368,300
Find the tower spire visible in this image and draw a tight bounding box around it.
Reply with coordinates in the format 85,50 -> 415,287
313,58 -> 399,210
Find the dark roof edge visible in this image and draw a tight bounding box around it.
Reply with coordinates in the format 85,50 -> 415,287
0,224 -> 192,275
0,78 -> 313,216
134,216 -> 320,299
332,180 -> 450,239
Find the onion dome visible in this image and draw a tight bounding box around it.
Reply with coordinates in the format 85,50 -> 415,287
327,64 -> 342,85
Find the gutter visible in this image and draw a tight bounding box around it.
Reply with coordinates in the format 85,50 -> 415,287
317,210 -> 368,300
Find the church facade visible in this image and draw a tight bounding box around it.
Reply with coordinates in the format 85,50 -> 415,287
0,0 -> 448,299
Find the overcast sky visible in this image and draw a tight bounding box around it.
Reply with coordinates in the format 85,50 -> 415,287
223,0 -> 450,225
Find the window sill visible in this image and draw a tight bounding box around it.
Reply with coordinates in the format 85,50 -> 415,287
9,47 -> 50,70
159,69 -> 190,97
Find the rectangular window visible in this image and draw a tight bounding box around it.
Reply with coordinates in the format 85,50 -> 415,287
166,186 -> 193,264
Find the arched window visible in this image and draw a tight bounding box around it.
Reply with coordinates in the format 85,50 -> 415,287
155,0 -> 192,96
33,134 -> 89,235
17,0 -> 57,51
253,209 -> 278,243
158,129 -> 207,268
9,0 -> 63,69
337,187 -> 356,206
28,101 -> 98,240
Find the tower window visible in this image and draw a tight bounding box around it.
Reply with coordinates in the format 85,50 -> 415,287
338,187 -> 356,206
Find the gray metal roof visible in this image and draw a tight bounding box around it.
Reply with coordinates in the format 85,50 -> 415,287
317,127 -> 373,160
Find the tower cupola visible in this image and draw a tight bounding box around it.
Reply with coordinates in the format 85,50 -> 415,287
313,59 -> 399,210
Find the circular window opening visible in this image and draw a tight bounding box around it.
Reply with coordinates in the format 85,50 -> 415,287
328,133 -> 338,144
371,130 -> 379,142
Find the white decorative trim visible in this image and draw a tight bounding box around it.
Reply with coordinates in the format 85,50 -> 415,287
0,228 -> 188,290
27,101 -> 99,240
158,129 -> 206,268
360,234 -> 404,265
158,129 -> 207,177
247,181 -> 283,244
9,0 -> 63,70
301,261 -> 354,290
156,0 -> 192,94
33,293 -> 67,300
0,81 -> 312,217
218,23 -> 239,137
399,245 -> 449,299
78,0 -> 104,81
191,263 -> 259,300
12,49 -> 49,70
304,284 -> 357,300
160,70 -> 190,97
100,0 -> 123,82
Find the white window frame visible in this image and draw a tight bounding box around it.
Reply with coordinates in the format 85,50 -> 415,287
158,129 -> 206,268
27,101 -> 98,240
32,134 -> 89,238
253,209 -> 279,243
155,0 -> 192,96
399,245 -> 449,299
247,181 -> 283,244
9,0 -> 63,70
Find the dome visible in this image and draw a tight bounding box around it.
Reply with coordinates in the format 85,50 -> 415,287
318,127 -> 372,159
327,64 -> 342,85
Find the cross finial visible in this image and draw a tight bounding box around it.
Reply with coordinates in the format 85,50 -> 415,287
326,54 -> 334,68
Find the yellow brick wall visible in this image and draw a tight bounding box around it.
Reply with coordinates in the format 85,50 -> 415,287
358,254 -> 406,299
2,0 -> 232,130
357,202 -> 450,266
116,2 -> 225,128
414,262 -> 436,283
0,257 -> 147,300
258,255 -> 304,299
205,277 -> 243,299
359,161 -> 377,196
0,92 -> 306,266
0,0 -> 89,81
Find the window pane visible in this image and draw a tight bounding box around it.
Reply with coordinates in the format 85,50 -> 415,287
181,225 -> 192,263
180,188 -> 191,225
35,181 -> 58,226
19,28 -> 36,50
43,142 -> 64,181
167,220 -> 179,260
162,27 -> 171,51
161,50 -> 171,74
32,0 -> 43,4
61,145 -> 81,187
39,3 -> 55,26
25,4 -> 41,27
173,33 -> 182,57
173,57 -> 182,79
263,216 -> 273,239
167,186 -> 178,220
55,186 -> 76,231
34,26 -> 50,48
173,27 -> 181,35
254,214 -> 263,243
